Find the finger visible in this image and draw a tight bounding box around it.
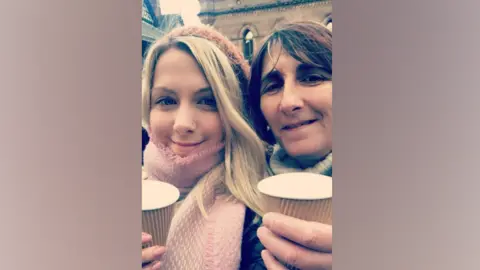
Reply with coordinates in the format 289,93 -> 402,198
263,212 -> 332,252
261,250 -> 288,270
143,261 -> 162,270
142,232 -> 153,245
142,246 -> 166,263
258,226 -> 332,270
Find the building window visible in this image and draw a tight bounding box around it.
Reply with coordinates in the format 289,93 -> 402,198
243,30 -> 254,64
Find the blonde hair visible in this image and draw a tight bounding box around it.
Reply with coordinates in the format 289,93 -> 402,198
142,35 -> 266,216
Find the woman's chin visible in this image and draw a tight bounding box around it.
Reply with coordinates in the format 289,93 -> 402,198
280,140 -> 330,161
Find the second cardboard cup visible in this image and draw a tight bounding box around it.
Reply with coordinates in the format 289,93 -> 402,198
142,180 -> 180,247
258,172 -> 332,225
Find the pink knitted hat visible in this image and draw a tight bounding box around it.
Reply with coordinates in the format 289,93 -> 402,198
166,24 -> 251,82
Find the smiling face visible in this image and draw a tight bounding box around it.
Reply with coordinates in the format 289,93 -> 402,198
149,47 -> 224,157
260,43 -> 332,160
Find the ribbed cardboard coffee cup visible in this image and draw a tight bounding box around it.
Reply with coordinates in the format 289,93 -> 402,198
142,180 -> 180,247
258,172 -> 332,225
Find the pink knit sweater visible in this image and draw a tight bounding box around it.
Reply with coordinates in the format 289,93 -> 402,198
143,140 -> 247,270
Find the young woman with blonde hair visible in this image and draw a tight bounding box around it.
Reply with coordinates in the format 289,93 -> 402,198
140,25 -> 268,270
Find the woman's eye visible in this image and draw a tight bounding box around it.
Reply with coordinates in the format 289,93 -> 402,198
156,97 -> 176,106
198,97 -> 217,109
300,74 -> 327,84
262,83 -> 282,94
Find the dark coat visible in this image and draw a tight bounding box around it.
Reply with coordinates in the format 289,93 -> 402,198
240,208 -> 266,269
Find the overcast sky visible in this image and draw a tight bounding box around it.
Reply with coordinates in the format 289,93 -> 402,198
159,0 -> 201,25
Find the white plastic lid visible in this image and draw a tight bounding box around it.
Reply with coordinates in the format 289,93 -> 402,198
142,180 -> 180,210
258,172 -> 332,200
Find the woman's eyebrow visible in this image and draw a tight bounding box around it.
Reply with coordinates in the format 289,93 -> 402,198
151,86 -> 176,95
297,64 -> 332,78
195,87 -> 213,95
296,63 -> 326,72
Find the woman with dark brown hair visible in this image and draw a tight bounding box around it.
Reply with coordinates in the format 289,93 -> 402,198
245,21 -> 333,269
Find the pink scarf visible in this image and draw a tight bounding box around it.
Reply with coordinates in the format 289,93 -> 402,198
143,139 -> 246,270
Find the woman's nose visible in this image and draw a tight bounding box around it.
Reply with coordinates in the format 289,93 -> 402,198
173,107 -> 196,134
279,81 -> 304,115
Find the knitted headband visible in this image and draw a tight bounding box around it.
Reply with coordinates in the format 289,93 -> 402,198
165,24 -> 251,81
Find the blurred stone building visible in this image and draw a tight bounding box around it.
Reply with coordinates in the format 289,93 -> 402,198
142,0 -> 161,56
198,0 -> 332,63
142,0 -> 184,59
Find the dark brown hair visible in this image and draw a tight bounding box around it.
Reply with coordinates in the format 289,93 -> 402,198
245,21 -> 332,145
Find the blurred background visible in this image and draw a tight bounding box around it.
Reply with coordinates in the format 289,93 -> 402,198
142,0 -> 332,62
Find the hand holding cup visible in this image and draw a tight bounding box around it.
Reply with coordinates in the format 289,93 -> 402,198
257,213 -> 332,270
257,173 -> 332,269
142,232 -> 165,270
141,180 -> 180,269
